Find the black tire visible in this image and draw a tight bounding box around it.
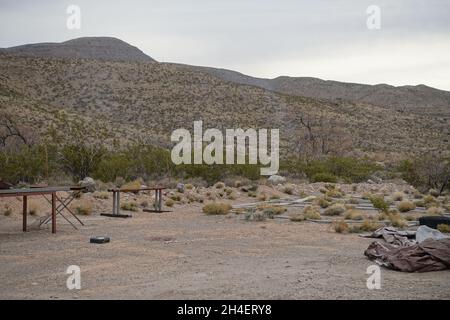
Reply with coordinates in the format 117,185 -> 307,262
418,216 -> 450,229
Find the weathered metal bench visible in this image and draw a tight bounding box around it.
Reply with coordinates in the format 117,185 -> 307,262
0,186 -> 86,233
101,187 -> 167,218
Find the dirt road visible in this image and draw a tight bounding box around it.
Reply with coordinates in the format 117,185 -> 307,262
1,203 -> 449,300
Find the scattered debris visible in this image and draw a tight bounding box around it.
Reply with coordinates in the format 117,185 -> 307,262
360,227 -> 416,246
416,225 -> 449,243
364,238 -> 450,272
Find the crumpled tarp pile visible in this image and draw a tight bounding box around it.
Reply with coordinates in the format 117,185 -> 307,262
360,227 -> 416,246
362,226 -> 450,272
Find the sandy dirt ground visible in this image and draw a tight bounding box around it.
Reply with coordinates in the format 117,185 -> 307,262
0,185 -> 449,300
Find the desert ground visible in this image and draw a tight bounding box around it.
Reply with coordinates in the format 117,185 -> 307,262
0,182 -> 449,300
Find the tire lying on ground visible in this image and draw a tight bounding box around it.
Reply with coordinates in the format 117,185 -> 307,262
419,216 -> 450,229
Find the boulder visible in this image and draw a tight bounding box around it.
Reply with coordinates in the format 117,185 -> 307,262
176,183 -> 185,193
267,175 -> 286,185
78,177 -> 96,192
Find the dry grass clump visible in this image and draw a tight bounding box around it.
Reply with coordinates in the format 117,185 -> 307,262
325,189 -> 343,198
226,192 -> 236,200
244,210 -> 271,221
170,194 -> 182,201
392,191 -> 405,201
257,204 -> 286,215
28,201 -> 39,216
72,200 -> 93,215
397,200 -> 416,212
186,192 -> 204,203
377,210 -> 407,228
202,202 -> 232,215
333,220 -> 349,233
426,207 -> 444,216
302,206 -> 321,220
165,199 -> 175,207
347,198 -> 360,204
258,193 -> 267,201
121,202 -> 138,212
423,195 -> 437,207
185,184 -> 194,190
282,184 -> 294,195
389,213 -> 408,228
214,182 -> 225,189
437,224 -> 450,233
345,220 -> 382,234
120,179 -> 142,190
344,209 -> 365,221
314,197 -> 331,208
359,220 -> 382,232
289,213 -> 306,222
323,203 -> 345,216
93,191 -> 110,199
414,199 -> 425,207
2,204 -> 13,216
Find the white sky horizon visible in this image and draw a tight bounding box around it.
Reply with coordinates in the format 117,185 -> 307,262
1,0 -> 449,91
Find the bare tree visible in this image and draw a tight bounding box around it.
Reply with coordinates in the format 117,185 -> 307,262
297,115 -> 353,159
420,152 -> 450,195
0,112 -> 31,149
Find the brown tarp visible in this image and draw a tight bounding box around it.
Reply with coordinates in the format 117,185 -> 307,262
365,238 -> 450,272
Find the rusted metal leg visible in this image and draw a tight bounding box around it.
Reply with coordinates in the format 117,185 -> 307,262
51,193 -> 56,234
23,196 -> 27,232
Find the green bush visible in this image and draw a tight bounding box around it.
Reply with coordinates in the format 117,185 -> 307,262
311,172 -> 337,183
370,196 -> 389,213
0,145 -> 58,184
281,156 -> 381,183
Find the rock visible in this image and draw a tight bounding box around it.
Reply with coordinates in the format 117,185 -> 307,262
370,176 -> 383,183
240,185 -> 258,192
267,175 -> 286,185
78,177 -> 96,192
176,183 -> 185,193
429,189 -> 440,197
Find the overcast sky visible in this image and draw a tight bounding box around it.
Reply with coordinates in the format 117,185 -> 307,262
1,0 -> 449,90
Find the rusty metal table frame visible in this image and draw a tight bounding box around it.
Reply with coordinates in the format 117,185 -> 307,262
0,186 -> 85,234
101,187 -> 167,218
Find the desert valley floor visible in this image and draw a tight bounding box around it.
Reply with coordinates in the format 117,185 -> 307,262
0,183 -> 449,300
